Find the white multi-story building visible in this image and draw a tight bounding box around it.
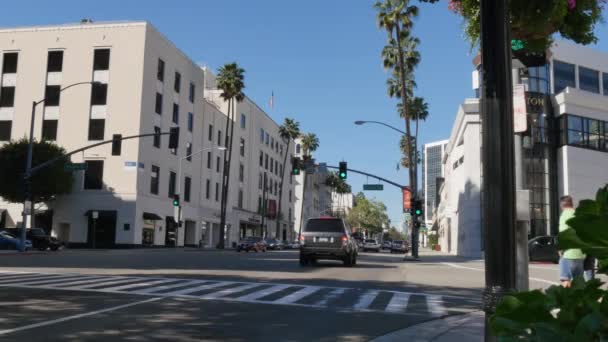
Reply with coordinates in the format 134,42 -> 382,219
331,191 -> 353,217
422,139 -> 448,227
0,20 -> 295,248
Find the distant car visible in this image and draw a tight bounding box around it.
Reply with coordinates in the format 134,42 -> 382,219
299,217 -> 358,267
0,231 -> 32,251
529,236 -> 559,263
7,228 -> 63,251
382,241 -> 392,250
390,240 -> 408,254
289,240 -> 301,249
362,239 -> 381,252
264,238 -> 284,250
237,237 -> 267,253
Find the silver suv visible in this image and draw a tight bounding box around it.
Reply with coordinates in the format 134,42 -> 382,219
299,218 -> 358,267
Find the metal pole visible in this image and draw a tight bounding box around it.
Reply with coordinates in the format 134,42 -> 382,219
261,173 -> 267,237
480,0 -> 517,340
20,101 -> 37,252
514,134 -> 529,291
92,218 -> 96,249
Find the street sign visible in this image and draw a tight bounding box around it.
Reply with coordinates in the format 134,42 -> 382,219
363,184 -> 383,191
64,163 -> 87,171
513,84 -> 527,133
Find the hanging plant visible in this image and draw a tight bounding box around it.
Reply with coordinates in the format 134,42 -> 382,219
447,0 -> 606,51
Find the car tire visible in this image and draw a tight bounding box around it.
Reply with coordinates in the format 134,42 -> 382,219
51,246 -> 58,251
343,254 -> 353,267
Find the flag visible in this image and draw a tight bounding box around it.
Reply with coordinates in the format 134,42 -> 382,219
269,91 -> 274,109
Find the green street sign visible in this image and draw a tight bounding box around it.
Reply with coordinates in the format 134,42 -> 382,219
363,184 -> 383,191
511,39 -> 525,51
64,163 -> 87,171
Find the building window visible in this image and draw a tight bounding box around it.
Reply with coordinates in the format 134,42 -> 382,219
215,182 -> 220,202
168,171 -> 176,198
44,85 -> 61,106
157,59 -> 165,82
258,196 -> 262,213
153,126 -> 161,148
271,137 -> 274,148
280,163 -> 283,175
187,112 -> 193,132
84,160 -> 103,190
217,130 -> 222,146
150,165 -> 159,195
259,151 -> 263,166
90,83 -> 108,105
208,124 -> 213,141
259,173 -> 263,190
270,158 -> 274,173
2,52 -> 18,73
265,154 -> 269,169
216,156 -> 221,173
296,144 -> 301,154
238,190 -> 243,208
603,73 -> 608,96
260,128 -> 264,143
184,177 -> 191,202
579,66 -> 600,94
206,179 -> 211,199
155,93 -> 163,115
275,161 -> 279,175
288,208 -> 292,222
239,164 -> 244,182
560,114 -> 608,152
0,87 -> 15,107
47,50 -> 63,72
189,83 -> 195,103
265,132 -> 269,145
280,145 -> 283,155
172,103 -> 179,124
93,49 -> 110,71
274,183 -> 278,195
553,60 -> 575,94
41,120 -> 58,141
186,142 -> 192,162
289,190 -> 292,202
174,72 -> 181,93
88,119 -> 105,141
207,152 -> 212,169
241,113 -> 246,129
0,121 -> 12,141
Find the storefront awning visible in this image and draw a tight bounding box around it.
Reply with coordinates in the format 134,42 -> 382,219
143,212 -> 162,221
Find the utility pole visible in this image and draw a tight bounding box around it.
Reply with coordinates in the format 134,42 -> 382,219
260,172 -> 268,237
480,0 -> 517,341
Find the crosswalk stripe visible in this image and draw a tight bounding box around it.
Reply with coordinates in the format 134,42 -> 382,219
0,274 -> 69,284
0,273 -> 48,283
97,278 -> 178,292
67,277 -> 147,290
5,275 -> 88,286
200,283 -> 261,300
426,295 -> 447,318
133,280 -> 207,294
236,284 -> 291,301
165,281 -> 233,296
353,290 -> 380,310
315,288 -> 346,307
385,292 -> 410,313
44,276 -> 119,288
272,286 -> 321,304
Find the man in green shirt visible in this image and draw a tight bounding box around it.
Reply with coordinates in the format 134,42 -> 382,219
558,195 -> 585,287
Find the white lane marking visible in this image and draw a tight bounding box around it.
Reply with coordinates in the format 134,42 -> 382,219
133,279 -> 207,294
0,297 -> 162,336
385,292 -> 410,313
44,276 -> 120,288
235,284 -> 291,301
97,278 -> 177,292
0,273 -> 53,283
426,295 -> 448,318
199,283 -> 261,300
0,272 -> 36,279
69,278 -> 148,290
441,262 -> 558,285
315,288 -> 346,307
0,274 -> 78,284
165,281 -> 233,296
6,275 -> 91,286
272,286 -> 321,304
353,290 -> 380,310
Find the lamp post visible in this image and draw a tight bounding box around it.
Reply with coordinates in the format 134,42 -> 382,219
91,210 -> 99,249
20,81 -> 101,252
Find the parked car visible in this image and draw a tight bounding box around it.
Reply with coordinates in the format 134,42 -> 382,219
6,228 -> 63,251
264,238 -> 284,250
528,236 -> 559,263
237,237 -> 267,253
0,231 -> 32,251
289,240 -> 301,249
299,217 -> 358,267
382,241 -> 392,250
390,240 -> 408,254
362,239 -> 381,252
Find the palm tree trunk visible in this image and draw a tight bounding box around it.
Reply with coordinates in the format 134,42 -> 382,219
218,98 -> 233,248
276,140 -> 290,239
224,98 -> 237,236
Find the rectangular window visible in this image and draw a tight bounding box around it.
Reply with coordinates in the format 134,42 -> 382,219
186,142 -> 192,162
280,163 -> 283,175
206,179 -> 210,199
258,197 -> 262,213
241,113 -> 246,129
84,160 -> 104,190
275,161 -> 279,175
47,51 -> 63,72
265,132 -> 269,145
184,177 -> 191,202
603,73 -> 608,96
174,72 -> 181,93
208,124 -> 213,141
155,93 -> 163,115
239,164 -> 244,182
90,83 -> 108,105
240,138 -> 245,156
553,60 -> 576,94
289,190 -> 292,202
271,137 -> 274,148
259,173 -> 263,190
579,66 -> 600,94
44,85 -> 61,106
259,151 -> 264,166
238,190 -> 243,209
88,119 -> 105,141
93,49 -> 110,71
216,156 -> 221,173
207,152 -> 212,169
153,126 -> 161,148
217,130 -> 222,146
150,165 -> 159,195
0,87 -> 15,107
157,59 -> 165,82
189,83 -> 195,103
41,120 -> 58,141
2,52 -> 18,73
168,171 -> 176,198
265,154 -> 269,169
270,158 -> 274,173
172,103 -> 179,124
0,121 -> 12,141
187,112 -> 193,132
215,182 -> 220,202
260,128 -> 264,143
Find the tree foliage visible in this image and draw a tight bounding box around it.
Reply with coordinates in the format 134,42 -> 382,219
325,172 -> 352,194
346,192 -> 390,235
0,138 -> 73,203
300,133 -> 319,157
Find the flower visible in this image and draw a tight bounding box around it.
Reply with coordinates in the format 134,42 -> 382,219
568,0 -> 576,10
448,0 -> 462,13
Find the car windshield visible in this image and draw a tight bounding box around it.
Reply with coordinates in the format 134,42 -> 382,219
365,239 -> 376,243
304,219 -> 344,233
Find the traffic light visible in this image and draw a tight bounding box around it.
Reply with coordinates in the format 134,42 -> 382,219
168,127 -> 180,149
172,194 -> 180,207
111,134 -> 122,156
292,157 -> 301,175
339,161 -> 347,180
414,199 -> 423,217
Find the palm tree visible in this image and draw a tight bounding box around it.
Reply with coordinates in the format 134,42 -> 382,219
398,96 -> 429,182
216,62 -> 245,249
300,133 -> 319,158
275,118 -> 300,238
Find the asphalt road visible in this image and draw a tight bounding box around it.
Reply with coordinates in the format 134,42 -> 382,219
0,248 -> 560,341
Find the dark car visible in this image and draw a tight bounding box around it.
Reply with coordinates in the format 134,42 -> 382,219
382,241 -> 392,250
4,228 -> 62,251
264,238 -> 284,250
0,231 -> 32,250
299,217 -> 358,267
237,237 -> 267,252
390,240 -> 408,254
529,236 -> 559,263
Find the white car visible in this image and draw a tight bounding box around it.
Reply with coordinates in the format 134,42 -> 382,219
362,239 -> 381,252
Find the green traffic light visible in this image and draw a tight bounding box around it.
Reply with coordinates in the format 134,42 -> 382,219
339,172 -> 346,179
415,209 -> 422,215
173,200 -> 179,207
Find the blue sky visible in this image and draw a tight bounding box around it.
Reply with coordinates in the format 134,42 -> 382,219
3,0 -> 607,227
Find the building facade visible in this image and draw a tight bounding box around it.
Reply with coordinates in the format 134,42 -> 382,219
422,139 -> 448,227
0,21 -> 296,247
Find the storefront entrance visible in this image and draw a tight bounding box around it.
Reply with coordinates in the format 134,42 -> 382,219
86,210 -> 117,248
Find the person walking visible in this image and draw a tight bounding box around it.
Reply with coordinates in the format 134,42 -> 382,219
558,195 -> 585,288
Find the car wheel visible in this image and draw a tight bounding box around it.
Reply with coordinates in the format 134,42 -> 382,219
343,254 -> 353,267
51,246 -> 58,251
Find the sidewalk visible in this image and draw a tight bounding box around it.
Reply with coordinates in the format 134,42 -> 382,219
370,311 -> 484,342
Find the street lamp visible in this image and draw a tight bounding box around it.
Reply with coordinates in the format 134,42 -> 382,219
353,120 -> 406,135
20,81 -> 102,252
